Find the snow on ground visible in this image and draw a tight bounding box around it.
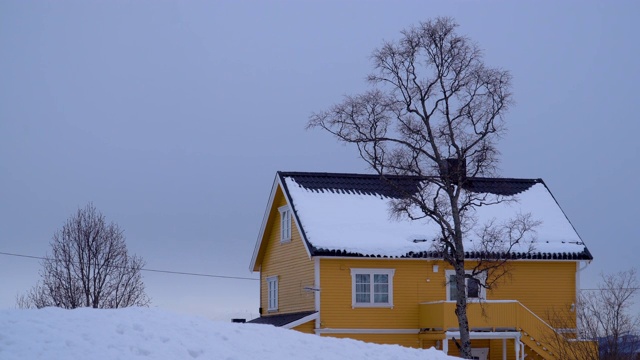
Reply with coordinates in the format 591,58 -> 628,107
0,307 -> 459,360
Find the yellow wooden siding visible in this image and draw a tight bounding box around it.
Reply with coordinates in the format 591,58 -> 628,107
321,333 -> 421,348
259,189 -> 315,315
486,261 -> 577,326
319,258 -> 443,329
292,320 -> 315,334
421,339 -> 438,349
488,339 -> 515,360
319,258 -> 577,331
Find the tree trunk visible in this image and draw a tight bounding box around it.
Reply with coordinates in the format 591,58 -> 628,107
454,254 -> 472,358
452,194 -> 472,359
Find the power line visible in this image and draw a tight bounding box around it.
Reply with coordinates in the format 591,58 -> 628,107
141,267 -> 259,281
4,250 -> 636,289
581,288 -> 640,291
0,251 -> 259,281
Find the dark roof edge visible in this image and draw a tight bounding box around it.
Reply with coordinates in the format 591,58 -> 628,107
311,248 -> 593,261
246,311 -> 318,327
537,180 -> 592,261
278,171 -> 542,183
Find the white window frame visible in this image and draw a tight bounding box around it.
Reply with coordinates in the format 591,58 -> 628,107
350,268 -> 395,308
278,205 -> 291,243
445,270 -> 486,301
267,276 -> 278,311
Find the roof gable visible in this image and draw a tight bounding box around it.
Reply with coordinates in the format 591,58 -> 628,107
249,174 -> 313,272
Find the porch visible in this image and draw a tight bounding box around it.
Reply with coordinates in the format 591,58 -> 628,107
418,300 -> 595,360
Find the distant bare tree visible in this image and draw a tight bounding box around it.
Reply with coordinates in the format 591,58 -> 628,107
583,269 -> 639,359
544,305 -> 599,360
545,269 -> 639,360
18,203 -> 150,309
308,17 -> 537,358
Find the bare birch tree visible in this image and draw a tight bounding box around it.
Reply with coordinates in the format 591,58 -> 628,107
18,203 -> 150,309
308,17 -> 537,358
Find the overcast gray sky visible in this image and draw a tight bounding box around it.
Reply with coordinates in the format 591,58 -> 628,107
1,1 -> 639,320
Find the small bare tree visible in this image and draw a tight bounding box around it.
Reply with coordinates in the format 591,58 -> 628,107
18,203 -> 150,309
544,305 -> 599,360
544,269 -> 640,360
308,17 -> 537,358
581,269 -> 640,360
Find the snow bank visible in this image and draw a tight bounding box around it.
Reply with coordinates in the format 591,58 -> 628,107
0,307 -> 459,360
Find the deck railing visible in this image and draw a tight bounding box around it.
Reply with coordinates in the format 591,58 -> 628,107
420,300 -> 522,331
419,301 -> 597,360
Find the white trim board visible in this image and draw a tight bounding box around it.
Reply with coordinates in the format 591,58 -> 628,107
445,331 -> 521,340
249,177 -> 280,272
315,328 -> 418,335
314,257 -> 321,329
249,174 -> 313,272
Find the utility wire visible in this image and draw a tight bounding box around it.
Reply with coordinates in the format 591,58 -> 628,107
581,288 -> 640,291
0,251 -> 259,281
3,251 -> 637,288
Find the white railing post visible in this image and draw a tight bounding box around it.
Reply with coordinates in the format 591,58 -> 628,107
502,338 -> 507,360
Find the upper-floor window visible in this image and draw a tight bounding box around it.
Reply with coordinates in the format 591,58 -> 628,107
267,276 -> 278,311
445,270 -> 486,301
350,268 -> 395,308
278,205 -> 291,243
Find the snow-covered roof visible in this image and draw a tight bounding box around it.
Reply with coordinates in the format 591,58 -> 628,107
280,172 -> 591,261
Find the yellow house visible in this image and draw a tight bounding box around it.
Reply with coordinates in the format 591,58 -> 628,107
248,172 -> 595,360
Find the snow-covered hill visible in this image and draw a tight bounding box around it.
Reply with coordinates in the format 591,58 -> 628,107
0,307 -> 458,360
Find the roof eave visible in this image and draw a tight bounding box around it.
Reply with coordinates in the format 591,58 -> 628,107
282,312 -> 319,329
310,249 -> 593,261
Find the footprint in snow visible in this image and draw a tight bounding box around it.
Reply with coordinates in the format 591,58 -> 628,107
188,348 -> 203,358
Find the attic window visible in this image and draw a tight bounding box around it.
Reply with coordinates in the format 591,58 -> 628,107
279,205 -> 291,243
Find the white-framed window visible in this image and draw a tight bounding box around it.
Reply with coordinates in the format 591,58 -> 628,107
445,270 -> 486,301
278,205 -> 291,243
267,276 -> 278,311
350,268 -> 395,308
